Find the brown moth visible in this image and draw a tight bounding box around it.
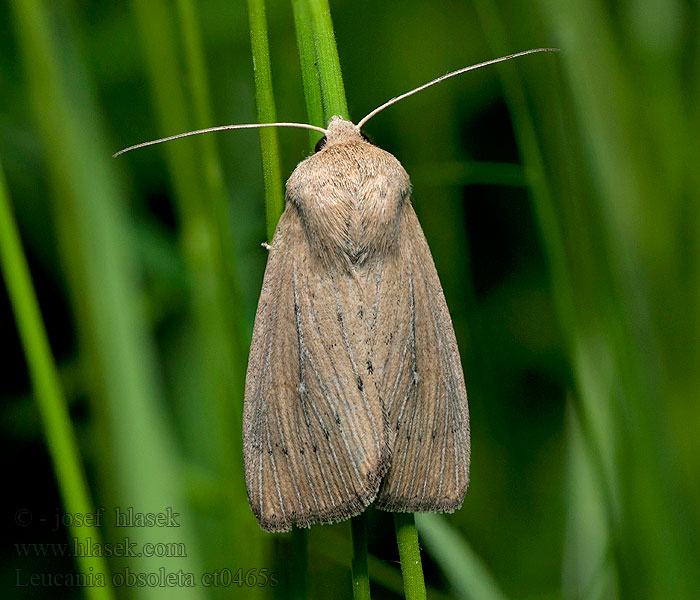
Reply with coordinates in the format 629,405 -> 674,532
114,48 -> 557,533
244,115 -> 470,531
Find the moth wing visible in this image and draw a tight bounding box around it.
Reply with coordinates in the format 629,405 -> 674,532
373,203 -> 470,512
243,205 -> 390,532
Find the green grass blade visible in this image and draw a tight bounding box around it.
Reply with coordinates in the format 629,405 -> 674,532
292,5 -> 428,597
351,514 -> 371,600
415,514 -> 508,600
171,0 -> 263,583
0,163 -> 114,600
291,0 -> 325,149
312,525 -> 437,599
394,513 -> 427,600
562,404 -> 617,600
248,0 -> 285,239
306,0 -> 350,120
289,5 -> 394,597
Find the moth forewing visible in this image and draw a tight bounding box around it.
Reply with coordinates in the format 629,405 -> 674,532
374,205 -> 470,512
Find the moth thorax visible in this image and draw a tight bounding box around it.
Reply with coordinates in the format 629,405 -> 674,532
287,150 -> 409,266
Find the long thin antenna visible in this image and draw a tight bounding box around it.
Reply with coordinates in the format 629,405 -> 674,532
114,49 -> 557,157
356,48 -> 559,130
113,122 -> 328,157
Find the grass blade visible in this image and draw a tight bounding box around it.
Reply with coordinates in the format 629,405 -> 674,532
291,0 -> 325,150
248,0 -> 285,239
306,0 -> 350,120
562,403 -> 617,600
351,514 -> 371,600
0,163 -> 114,600
415,513 -> 508,600
394,513 -> 427,600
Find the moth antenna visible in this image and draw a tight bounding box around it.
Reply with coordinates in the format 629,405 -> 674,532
113,122 -> 328,158
356,48 -> 559,130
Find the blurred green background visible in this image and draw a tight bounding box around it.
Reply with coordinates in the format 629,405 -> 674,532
2,1 -> 699,599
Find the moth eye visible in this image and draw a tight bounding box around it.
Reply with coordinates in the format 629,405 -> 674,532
360,131 -> 373,145
314,136 -> 327,153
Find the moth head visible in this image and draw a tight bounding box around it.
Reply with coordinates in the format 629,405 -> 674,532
314,116 -> 372,153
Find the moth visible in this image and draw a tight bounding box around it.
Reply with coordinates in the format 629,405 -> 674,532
114,48 -> 557,533
244,114 -> 470,531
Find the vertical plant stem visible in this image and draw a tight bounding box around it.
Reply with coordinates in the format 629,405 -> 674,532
291,0 -> 325,150
306,0 -> 349,120
394,513 -> 427,600
247,0 -> 285,238
174,0 -> 249,476
0,164 -> 114,600
351,514 -> 371,600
